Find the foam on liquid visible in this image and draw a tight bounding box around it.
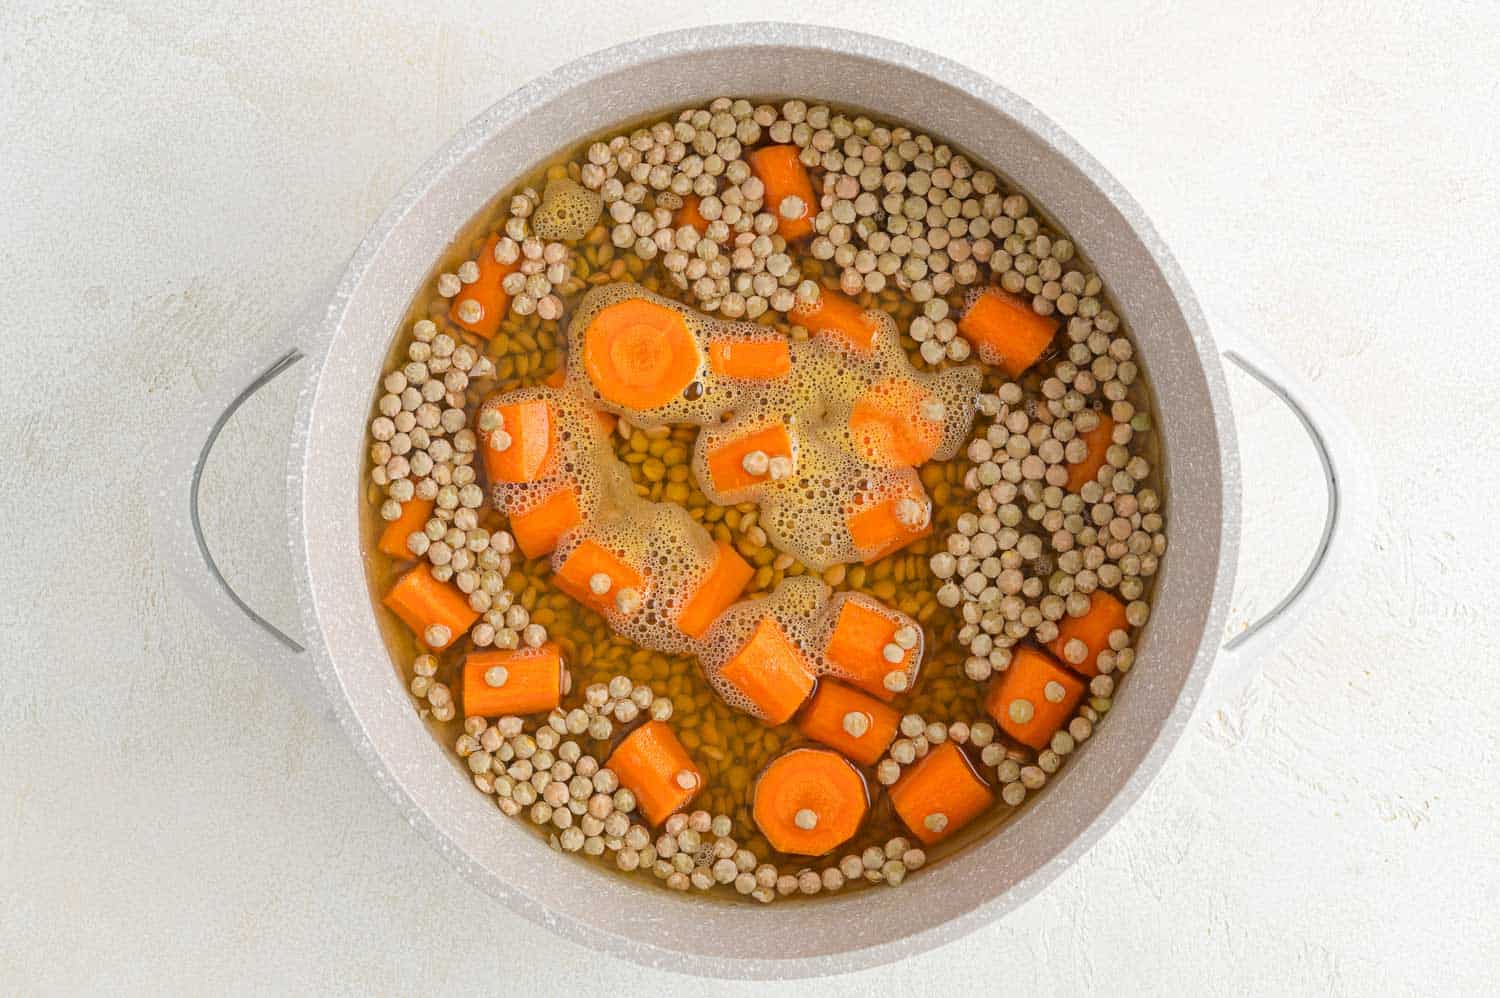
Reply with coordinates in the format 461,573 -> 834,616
481,282 -> 976,720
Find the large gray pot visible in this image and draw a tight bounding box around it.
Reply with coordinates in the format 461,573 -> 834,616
153,23 -> 1367,979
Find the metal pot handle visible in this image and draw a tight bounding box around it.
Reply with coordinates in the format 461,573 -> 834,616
150,338 -> 333,715
1207,329 -> 1374,703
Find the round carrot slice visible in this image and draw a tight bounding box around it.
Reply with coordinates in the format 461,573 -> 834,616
751,747 -> 869,856
583,298 -> 702,409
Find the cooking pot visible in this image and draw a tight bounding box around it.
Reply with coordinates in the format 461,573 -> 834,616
151,23 -> 1369,978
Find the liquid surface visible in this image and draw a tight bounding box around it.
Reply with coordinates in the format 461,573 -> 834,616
360,97 -> 1166,900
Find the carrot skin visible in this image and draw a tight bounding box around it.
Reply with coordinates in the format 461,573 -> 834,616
704,423 -> 794,495
821,596 -> 919,701
1047,590 -> 1130,677
888,741 -> 994,845
957,288 -> 1058,377
746,146 -> 817,241
790,287 -> 881,352
449,234 -> 519,339
1065,415 -> 1115,493
382,563 -> 479,651
984,645 -> 1085,749
676,541 -> 755,639
606,720 -> 702,825
752,748 -> 869,855
377,498 -> 435,559
508,486 -> 583,560
720,617 -> 816,725
796,680 -> 900,766
462,643 -> 565,716
552,539 -> 645,614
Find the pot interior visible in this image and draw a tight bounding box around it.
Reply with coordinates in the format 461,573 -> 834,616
296,24 -> 1234,977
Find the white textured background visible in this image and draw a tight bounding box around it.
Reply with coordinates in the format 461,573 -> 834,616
3,2 -> 1496,994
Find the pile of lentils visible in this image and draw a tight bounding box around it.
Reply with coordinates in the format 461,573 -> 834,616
929,357 -> 1164,684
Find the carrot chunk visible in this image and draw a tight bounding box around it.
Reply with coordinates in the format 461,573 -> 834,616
746,145 -> 816,241
958,288 -> 1058,377
846,487 -> 932,563
676,540 -> 754,639
674,194 -> 710,234
849,378 -> 943,468
822,597 -> 918,701
449,234 -> 520,340
796,681 -> 900,766
377,498 -> 435,559
1065,415 -> 1115,492
705,423 -> 794,495
889,741 -> 994,846
1047,590 -> 1130,677
483,399 -> 555,484
721,617 -> 816,725
508,486 -> 582,560
582,298 -> 702,410
553,539 -> 645,614
606,720 -> 702,825
382,563 -> 479,651
752,748 -> 869,856
984,646 -> 1084,749
707,338 -> 792,380
461,643 -> 565,717
790,287 -> 881,352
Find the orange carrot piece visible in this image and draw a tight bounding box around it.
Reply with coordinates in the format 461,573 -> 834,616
552,539 -> 645,614
796,681 -> 900,766
483,399 -> 555,484
790,287 -> 881,352
746,145 -> 816,241
377,498 -> 435,559
1047,590 -> 1130,677
1065,415 -> 1115,492
676,540 -> 754,639
984,646 -> 1085,749
382,563 -> 479,651
449,234 -> 520,339
958,288 -> 1058,377
822,598 -> 916,701
674,194 -> 710,234
707,338 -> 792,380
888,740 -> 994,846
508,486 -> 582,560
721,617 -> 816,725
846,489 -> 932,563
849,378 -> 942,468
606,720 -> 702,825
582,298 -> 702,410
752,748 -> 869,855
705,423 -> 793,495
461,643 -> 565,717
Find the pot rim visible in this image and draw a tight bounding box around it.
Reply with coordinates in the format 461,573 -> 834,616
287,22 -> 1239,979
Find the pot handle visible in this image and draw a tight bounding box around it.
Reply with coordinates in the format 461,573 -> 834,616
1206,329 -> 1373,703
150,339 -> 333,715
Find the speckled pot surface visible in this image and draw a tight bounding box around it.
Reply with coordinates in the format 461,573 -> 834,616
285,23 -> 1237,979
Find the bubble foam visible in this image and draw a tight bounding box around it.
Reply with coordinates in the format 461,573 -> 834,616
481,282 -> 969,720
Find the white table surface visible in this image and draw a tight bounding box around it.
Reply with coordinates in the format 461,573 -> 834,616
3,2 -> 1496,993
